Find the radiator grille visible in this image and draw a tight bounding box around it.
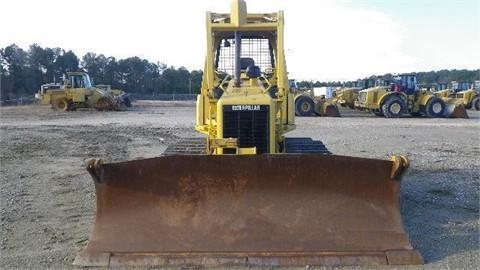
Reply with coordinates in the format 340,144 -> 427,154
222,105 -> 269,154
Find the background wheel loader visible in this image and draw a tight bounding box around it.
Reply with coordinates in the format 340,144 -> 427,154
356,74 -> 468,118
36,71 -> 131,111
74,0 -> 422,267
290,80 -> 340,117
332,79 -> 375,109
332,87 -> 358,109
434,80 -> 479,111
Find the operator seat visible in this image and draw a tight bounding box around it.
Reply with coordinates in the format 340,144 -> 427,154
240,57 -> 261,78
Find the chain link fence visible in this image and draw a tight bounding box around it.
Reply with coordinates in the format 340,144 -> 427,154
130,93 -> 197,101
0,95 -> 37,106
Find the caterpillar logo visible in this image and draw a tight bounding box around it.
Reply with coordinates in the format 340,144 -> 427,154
231,105 -> 261,111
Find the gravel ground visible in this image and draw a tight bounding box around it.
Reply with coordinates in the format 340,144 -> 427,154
0,101 -> 479,270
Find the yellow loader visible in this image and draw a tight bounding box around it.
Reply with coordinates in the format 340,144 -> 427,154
333,79 -> 375,109
356,74 -> 468,118
435,81 -> 479,112
332,87 -> 358,109
36,71 -> 131,111
288,80 -> 340,117
294,90 -> 340,117
74,1 -> 422,267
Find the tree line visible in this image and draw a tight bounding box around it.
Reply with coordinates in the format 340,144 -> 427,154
1,43 -> 479,101
0,44 -> 203,101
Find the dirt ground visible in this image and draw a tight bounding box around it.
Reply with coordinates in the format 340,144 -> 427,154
0,101 -> 479,270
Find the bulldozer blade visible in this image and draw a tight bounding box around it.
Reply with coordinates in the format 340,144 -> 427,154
75,154 -> 422,267
444,102 -> 469,118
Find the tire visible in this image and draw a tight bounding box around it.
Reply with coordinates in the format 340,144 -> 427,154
382,97 -> 406,118
424,97 -> 446,118
472,97 -> 480,111
53,98 -> 69,111
95,97 -> 109,111
295,96 -> 315,116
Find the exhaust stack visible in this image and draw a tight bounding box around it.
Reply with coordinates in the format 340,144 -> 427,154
234,31 -> 242,87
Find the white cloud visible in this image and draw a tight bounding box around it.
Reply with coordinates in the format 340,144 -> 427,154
282,4 -> 415,81
0,0 -> 421,81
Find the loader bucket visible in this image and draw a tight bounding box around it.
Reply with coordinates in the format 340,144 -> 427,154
315,101 -> 341,117
75,154 -> 422,267
444,100 -> 469,118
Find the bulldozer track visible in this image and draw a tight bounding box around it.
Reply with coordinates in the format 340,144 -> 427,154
163,138 -> 207,155
163,137 -> 330,155
284,137 -> 331,154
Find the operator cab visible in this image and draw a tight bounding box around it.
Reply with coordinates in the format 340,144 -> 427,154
67,73 -> 93,89
356,79 -> 374,90
392,74 -> 416,95
215,33 -> 275,82
450,81 -> 471,92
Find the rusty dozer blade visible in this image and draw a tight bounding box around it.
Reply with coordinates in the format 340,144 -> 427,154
75,155 -> 422,267
443,99 -> 469,118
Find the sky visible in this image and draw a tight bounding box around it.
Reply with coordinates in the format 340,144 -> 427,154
1,0 -> 479,81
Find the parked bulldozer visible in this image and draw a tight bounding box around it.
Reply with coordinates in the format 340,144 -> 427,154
435,81 -> 479,111
36,72 -> 131,111
356,74 -> 468,118
74,0 -> 422,267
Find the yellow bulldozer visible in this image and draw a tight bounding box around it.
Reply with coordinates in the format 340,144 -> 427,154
74,0 -> 422,267
356,74 -> 468,118
36,71 -> 131,111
